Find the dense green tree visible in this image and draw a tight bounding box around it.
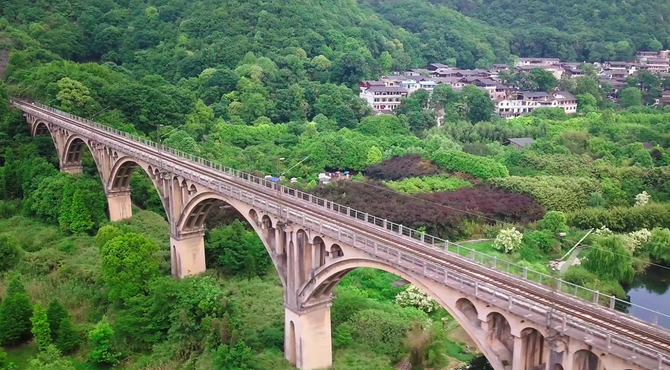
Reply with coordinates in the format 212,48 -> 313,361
46,300 -> 68,341
460,85 -> 494,123
430,84 -> 458,110
55,78 -> 97,117
367,146 -> 384,165
528,68 -> 559,93
584,235 -> 635,283
94,226 -> 124,249
205,220 -> 271,277
56,318 -> 79,354
0,235 -> 20,272
0,290 -> 33,346
66,189 -> 94,234
331,52 -> 370,88
619,88 -> 642,108
540,211 -> 568,233
212,342 -> 256,370
87,316 -> 118,365
30,304 -> 52,352
648,228 -> 670,263
100,233 -> 160,302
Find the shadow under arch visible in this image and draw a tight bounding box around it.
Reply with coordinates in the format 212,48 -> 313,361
298,257 -> 504,370
176,191 -> 287,288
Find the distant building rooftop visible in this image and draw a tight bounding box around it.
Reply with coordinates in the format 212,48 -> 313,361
508,138 -> 535,149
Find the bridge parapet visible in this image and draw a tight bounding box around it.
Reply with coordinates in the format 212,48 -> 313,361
9,98 -> 670,370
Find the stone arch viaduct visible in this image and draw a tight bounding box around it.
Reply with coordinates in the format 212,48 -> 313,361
10,98 -> 670,370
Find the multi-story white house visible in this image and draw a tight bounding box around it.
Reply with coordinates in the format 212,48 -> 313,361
495,91 -> 577,119
359,84 -> 408,112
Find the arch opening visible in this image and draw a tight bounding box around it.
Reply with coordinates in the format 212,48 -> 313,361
520,327 -> 546,370
329,243 -> 344,258
179,193 -> 281,285
573,349 -> 604,370
456,298 -> 481,328
60,136 -> 96,176
485,312 -> 514,368
302,260 -> 501,370
287,321 -> 296,364
107,158 -> 167,220
33,121 -> 50,136
312,236 -> 326,270
30,122 -> 59,167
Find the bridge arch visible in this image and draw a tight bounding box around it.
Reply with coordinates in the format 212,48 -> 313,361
106,156 -> 168,222
32,120 -> 52,137
298,256 -> 510,370
176,191 -> 287,288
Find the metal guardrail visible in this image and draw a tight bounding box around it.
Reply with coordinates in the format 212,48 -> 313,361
10,99 -> 670,361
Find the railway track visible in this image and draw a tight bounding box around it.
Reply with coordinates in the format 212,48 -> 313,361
16,99 -> 670,360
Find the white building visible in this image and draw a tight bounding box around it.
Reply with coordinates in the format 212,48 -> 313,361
495,91 -> 577,119
359,85 -> 408,112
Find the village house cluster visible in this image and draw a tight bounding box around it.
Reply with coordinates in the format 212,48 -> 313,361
359,50 -> 670,120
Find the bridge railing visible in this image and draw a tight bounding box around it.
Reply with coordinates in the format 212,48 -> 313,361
11,97 -> 670,331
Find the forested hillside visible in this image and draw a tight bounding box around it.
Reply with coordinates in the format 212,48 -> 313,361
2,0 -> 670,369
425,0 -> 670,61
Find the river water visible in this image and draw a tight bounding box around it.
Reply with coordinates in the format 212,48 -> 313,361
624,264 -> 670,328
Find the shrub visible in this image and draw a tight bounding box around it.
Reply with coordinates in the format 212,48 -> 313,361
522,230 -> 557,255
634,191 -> 651,207
365,154 -> 442,181
347,308 -> 427,361
431,149 -> 508,180
57,239 -> 76,253
25,345 -> 75,370
310,182 -> 544,240
493,227 -> 523,253
490,176 -> 600,212
625,228 -> 651,253
394,285 -> 440,313
87,316 -> 118,365
567,203 -> 670,232
385,175 -> 472,194
212,342 -> 256,370
0,234 -> 20,272
540,211 -> 568,233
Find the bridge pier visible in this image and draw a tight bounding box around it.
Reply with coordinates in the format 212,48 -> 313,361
107,190 -> 133,222
170,233 -> 206,278
285,302 -> 333,370
61,163 -> 83,175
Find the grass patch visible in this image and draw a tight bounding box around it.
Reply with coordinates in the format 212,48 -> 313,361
5,342 -> 38,369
